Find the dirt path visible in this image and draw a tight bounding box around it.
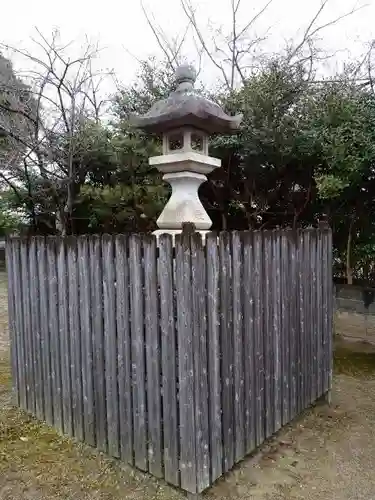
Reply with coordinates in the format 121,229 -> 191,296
207,372 -> 375,499
1,271 -> 375,499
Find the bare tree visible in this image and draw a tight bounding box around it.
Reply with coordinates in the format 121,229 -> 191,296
345,39 -> 375,91
140,0 -> 190,71
141,0 -> 367,89
178,0 -> 273,89
0,30 -> 110,234
286,0 -> 367,77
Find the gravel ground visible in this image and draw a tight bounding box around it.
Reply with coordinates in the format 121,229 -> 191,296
1,271 -> 375,499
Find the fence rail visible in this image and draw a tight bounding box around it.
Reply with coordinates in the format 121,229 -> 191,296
6,228 -> 333,495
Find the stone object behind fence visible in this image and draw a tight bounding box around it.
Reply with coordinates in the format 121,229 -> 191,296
335,283 -> 375,344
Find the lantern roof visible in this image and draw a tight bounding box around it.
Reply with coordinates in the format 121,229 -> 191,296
130,64 -> 242,135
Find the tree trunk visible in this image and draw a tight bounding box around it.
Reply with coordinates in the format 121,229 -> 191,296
56,209 -> 66,236
221,212 -> 227,231
363,261 -> 370,283
346,217 -> 354,285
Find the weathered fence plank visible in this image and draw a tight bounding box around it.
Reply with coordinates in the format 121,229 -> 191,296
310,230 -> 318,403
158,233 -> 179,487
296,232 -> 303,414
13,239 -> 26,410
21,238 -> 35,415
47,236 -> 63,432
280,232 -> 290,425
327,229 -> 333,396
57,238 -> 73,436
322,227 -> 333,395
289,231 -> 298,420
78,236 -> 95,446
67,236 -> 84,441
231,231 -> 245,462
175,231 -> 196,493
316,229 -> 323,398
219,231 -> 234,472
144,235 -> 163,478
272,231 -> 282,433
90,236 -> 107,452
302,231 -> 310,409
102,235 -> 120,458
129,234 -> 147,472
115,234 -> 133,464
6,240 -> 19,405
263,231 -> 273,438
253,231 -> 264,446
322,228 -> 329,393
206,232 -> 222,483
29,238 -> 42,418
191,232 -> 210,492
304,231 -> 312,406
242,231 -> 255,453
38,237 -> 53,424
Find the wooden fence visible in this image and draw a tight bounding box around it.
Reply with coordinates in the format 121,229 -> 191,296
6,227 -> 333,495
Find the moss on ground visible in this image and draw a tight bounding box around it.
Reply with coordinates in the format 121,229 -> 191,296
0,357 -> 10,400
334,346 -> 375,377
0,359 -> 10,386
0,358 -> 182,500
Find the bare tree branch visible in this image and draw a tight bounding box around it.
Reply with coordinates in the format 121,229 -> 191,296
178,0 -> 275,88
288,0 -> 367,63
367,41 -> 375,93
141,0 -> 187,70
236,0 -> 273,40
180,0 -> 231,88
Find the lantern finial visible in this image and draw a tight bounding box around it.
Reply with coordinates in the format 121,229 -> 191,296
175,64 -> 197,91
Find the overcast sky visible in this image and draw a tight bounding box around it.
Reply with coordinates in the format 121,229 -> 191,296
2,0 -> 374,90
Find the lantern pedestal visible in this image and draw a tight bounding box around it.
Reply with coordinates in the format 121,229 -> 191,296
153,229 -> 210,244
150,152 -> 220,238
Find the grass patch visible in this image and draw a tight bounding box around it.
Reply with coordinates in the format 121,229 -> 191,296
0,357 -> 10,396
334,346 -> 375,377
0,358 -> 182,500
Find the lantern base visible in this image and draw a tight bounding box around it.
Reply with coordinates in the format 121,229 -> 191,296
153,229 -> 210,244
150,152 -> 220,238
156,171 -> 213,231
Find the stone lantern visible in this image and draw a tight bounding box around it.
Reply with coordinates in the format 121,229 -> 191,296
131,64 -> 242,239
